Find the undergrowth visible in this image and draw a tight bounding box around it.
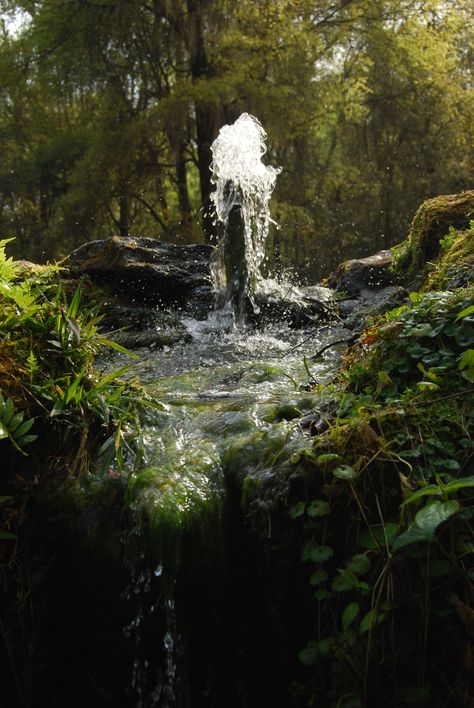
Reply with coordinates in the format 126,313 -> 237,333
291,286 -> 474,707
0,239 -> 160,539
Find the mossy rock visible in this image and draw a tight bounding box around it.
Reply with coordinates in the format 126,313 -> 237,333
426,225 -> 474,290
407,190 -> 474,276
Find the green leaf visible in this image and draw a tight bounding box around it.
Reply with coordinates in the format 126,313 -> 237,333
50,399 -> 65,417
290,501 -> 306,519
0,496 -> 13,504
458,349 -> 474,382
95,366 -> 133,390
359,608 -> 385,634
67,317 -> 81,346
307,499 -> 330,517
314,588 -> 329,601
408,323 -> 434,338
333,464 -> 356,480
0,422 -> 8,439
347,554 -> 371,576
99,337 -> 139,359
358,523 -> 398,549
298,643 -> 318,667
17,434 -> 37,446
393,500 -> 459,551
417,381 -> 440,392
67,282 -> 82,319
332,568 -> 369,592
310,568 -> 328,586
443,476 -> 474,495
65,375 -> 82,404
13,417 -> 35,439
342,602 -> 359,632
8,411 -> 24,432
455,305 -> 474,321
316,453 -> 340,464
3,398 -> 15,425
401,485 -> 443,507
302,544 -> 333,563
415,499 -> 459,535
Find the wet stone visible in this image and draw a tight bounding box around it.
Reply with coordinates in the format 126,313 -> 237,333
328,249 -> 396,295
64,235 -> 214,311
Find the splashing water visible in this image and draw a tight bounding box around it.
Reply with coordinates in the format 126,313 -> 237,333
210,113 -> 281,319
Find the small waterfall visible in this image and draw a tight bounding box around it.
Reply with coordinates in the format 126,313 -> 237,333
210,113 -> 281,322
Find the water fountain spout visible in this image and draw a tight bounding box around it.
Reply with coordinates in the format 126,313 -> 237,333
210,113 -> 280,323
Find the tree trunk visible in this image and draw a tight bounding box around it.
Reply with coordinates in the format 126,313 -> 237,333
187,0 -> 220,243
119,193 -> 130,237
176,138 -> 191,226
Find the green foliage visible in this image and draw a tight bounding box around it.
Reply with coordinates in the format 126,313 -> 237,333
289,283 -> 474,705
0,391 -> 37,453
0,241 -> 154,478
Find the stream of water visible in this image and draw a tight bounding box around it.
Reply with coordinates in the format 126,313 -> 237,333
110,314 -> 347,707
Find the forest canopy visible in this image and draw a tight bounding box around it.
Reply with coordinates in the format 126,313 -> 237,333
0,0 -> 473,279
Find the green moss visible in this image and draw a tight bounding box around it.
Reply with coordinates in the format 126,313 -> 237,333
406,190 -> 474,277
425,222 -> 474,290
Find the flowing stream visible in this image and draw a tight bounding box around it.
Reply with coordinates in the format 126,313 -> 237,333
106,314 -> 347,708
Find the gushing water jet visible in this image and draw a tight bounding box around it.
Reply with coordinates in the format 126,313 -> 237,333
210,113 -> 281,322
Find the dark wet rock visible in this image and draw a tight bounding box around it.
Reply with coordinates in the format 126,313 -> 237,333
253,283 -> 338,327
101,303 -> 166,331
64,236 -> 214,313
298,400 -> 339,436
99,303 -> 190,350
93,301 -> 190,350
338,285 -> 408,331
111,327 -> 190,350
328,249 -> 396,295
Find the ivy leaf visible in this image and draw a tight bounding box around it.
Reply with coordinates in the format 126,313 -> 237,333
415,500 -> 459,534
408,323 -> 434,338
302,544 -> 333,563
307,499 -> 330,517
393,500 -> 459,551
333,465 -> 356,480
348,554 -> 371,576
310,568 -> 328,586
290,501 -> 306,519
